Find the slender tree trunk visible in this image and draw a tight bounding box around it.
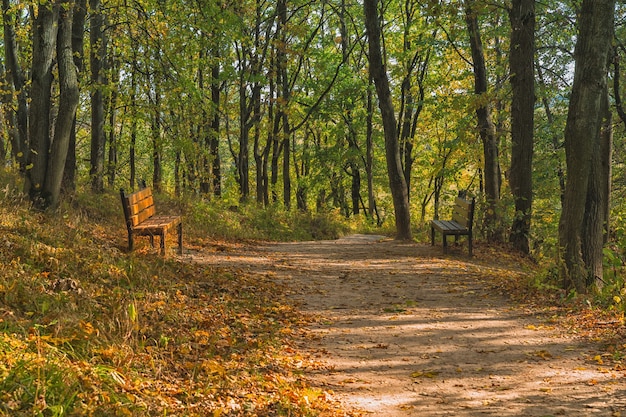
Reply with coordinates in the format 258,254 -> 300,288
107,57 -> 119,187
43,0 -> 79,209
537,63 -> 565,204
2,0 -> 27,171
508,0 -> 535,254
558,0 -> 615,293
25,3 -> 58,205
364,0 -> 412,240
277,0 -> 291,209
89,0 -> 106,193
366,76 -> 376,220
238,78 -> 250,200
62,0 -> 86,193
211,58 -> 221,197
129,59 -> 137,189
151,87 -> 162,191
465,0 -> 502,242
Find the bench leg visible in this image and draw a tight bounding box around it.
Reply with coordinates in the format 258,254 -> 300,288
177,223 -> 183,255
431,226 -> 435,246
160,232 -> 166,255
468,233 -> 473,256
128,231 -> 134,251
149,235 -> 155,248
442,234 -> 448,254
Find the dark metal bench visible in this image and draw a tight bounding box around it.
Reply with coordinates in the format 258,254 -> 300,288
430,196 -> 475,256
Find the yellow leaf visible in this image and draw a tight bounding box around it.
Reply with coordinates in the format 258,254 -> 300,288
613,296 -> 622,304
593,355 -> 604,365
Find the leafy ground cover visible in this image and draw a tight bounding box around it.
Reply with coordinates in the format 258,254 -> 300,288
0,180 -> 624,416
0,185 -> 354,416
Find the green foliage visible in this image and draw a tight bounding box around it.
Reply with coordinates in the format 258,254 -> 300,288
184,197 -> 356,242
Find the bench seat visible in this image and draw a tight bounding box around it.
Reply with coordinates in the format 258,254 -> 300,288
430,196 -> 475,256
120,187 -> 182,255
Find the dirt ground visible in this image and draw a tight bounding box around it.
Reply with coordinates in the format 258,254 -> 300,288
190,234 -> 626,416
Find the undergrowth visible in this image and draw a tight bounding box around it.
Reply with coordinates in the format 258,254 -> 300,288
0,177 -> 357,416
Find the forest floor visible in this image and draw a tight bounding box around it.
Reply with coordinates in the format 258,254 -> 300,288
189,234 -> 626,416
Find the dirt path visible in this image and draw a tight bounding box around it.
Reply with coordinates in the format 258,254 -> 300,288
190,235 -> 625,416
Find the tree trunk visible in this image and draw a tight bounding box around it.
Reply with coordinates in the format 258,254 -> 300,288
2,0 -> 28,171
277,0 -> 291,210
89,0 -> 106,193
42,0 -> 79,209
211,58 -> 221,197
151,87 -> 162,192
465,0 -> 503,242
106,57 -> 119,187
364,0 -> 412,240
558,0 -> 614,293
62,0 -> 86,194
508,0 -> 535,254
129,59 -> 137,189
25,3 -> 58,206
238,76 -> 250,200
366,76 -> 376,221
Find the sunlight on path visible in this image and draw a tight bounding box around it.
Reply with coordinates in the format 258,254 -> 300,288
266,236 -> 625,416
193,235 -> 626,416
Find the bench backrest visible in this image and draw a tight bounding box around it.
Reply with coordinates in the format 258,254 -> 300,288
451,196 -> 475,230
120,187 -> 156,228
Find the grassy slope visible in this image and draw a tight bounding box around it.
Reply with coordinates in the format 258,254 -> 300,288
0,183 -> 368,416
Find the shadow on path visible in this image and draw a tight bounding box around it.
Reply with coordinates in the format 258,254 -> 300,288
191,235 -> 626,416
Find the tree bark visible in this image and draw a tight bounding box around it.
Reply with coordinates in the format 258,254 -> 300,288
558,0 -> 615,293
508,0 -> 535,254
464,0 -> 502,242
89,0 -> 106,193
364,0 -> 412,240
25,3 -> 58,206
2,0 -> 28,171
43,0 -> 79,209
211,57 -> 222,197
62,0 -> 86,193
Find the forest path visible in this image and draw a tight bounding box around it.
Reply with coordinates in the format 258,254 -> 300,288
190,234 -> 625,416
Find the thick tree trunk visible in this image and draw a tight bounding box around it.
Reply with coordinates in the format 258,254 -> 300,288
558,0 -> 614,293
508,0 -> 535,254
465,1 -> 503,242
26,3 -> 58,206
89,0 -> 106,193
43,0 -> 79,209
364,0 -> 412,240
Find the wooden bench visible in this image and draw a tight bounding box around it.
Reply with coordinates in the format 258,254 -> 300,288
430,196 -> 475,256
120,187 -> 182,255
